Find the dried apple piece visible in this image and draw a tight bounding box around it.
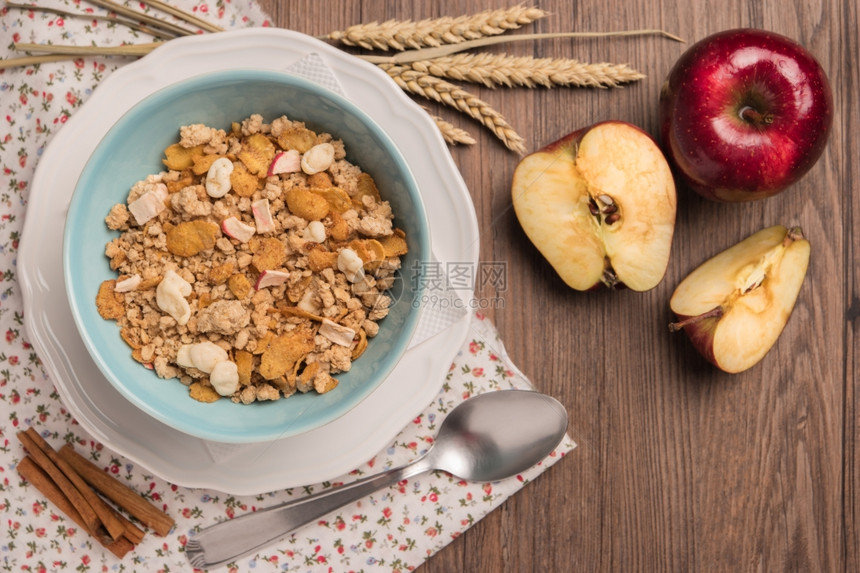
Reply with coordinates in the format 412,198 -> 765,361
268,150 -> 301,176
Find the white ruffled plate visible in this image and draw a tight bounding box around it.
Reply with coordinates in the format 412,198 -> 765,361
18,28 -> 479,495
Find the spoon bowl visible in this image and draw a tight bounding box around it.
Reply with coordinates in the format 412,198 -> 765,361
186,390 -> 568,569
425,389 -> 569,482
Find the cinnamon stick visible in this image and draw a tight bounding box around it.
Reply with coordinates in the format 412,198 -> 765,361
17,456 -> 135,559
59,444 -> 175,536
116,511 -> 147,545
17,430 -> 102,535
21,428 -> 127,541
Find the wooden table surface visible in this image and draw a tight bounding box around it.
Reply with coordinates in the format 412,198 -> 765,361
260,1 -> 855,571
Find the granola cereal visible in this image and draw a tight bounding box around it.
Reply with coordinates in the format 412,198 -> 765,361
100,115 -> 407,404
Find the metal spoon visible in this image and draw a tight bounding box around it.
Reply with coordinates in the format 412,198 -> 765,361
185,389 -> 568,569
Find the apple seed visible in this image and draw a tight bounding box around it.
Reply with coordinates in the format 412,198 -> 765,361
588,194 -> 620,224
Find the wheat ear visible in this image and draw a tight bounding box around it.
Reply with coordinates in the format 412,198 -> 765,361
380,63 -> 525,154
411,52 -> 645,88
327,4 -> 549,51
430,114 -> 477,146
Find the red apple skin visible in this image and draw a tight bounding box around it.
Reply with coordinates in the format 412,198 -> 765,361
539,120 -> 656,155
659,28 -> 833,202
671,312 -> 720,367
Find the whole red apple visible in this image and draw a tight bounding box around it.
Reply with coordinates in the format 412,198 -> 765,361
659,28 -> 833,202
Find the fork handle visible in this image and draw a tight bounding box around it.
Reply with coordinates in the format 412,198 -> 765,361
188,460 -> 432,568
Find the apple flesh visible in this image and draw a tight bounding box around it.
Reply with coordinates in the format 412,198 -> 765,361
511,121 -> 676,291
659,28 -> 833,202
669,225 -> 810,373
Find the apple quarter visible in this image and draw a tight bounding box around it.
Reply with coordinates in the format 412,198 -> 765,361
669,225 -> 810,373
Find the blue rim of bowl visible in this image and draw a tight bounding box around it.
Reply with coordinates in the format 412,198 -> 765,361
62,68 -> 430,443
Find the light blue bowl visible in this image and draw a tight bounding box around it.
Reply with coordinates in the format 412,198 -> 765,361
63,69 -> 430,444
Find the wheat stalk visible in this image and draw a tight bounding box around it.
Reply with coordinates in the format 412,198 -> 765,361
359,29 -> 684,64
430,114 -> 477,146
0,54 -> 81,70
12,42 -> 162,57
411,52 -> 645,88
5,1 -> 176,39
83,0 -> 196,37
137,0 -> 224,33
380,63 -> 525,154
5,2 -> 684,152
326,4 -> 549,51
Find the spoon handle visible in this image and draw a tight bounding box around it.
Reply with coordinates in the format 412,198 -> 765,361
185,459 -> 431,569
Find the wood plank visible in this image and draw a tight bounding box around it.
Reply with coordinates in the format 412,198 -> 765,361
255,1 -> 856,571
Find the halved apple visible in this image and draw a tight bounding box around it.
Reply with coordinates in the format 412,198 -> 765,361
669,225 -> 810,373
511,121 -> 676,291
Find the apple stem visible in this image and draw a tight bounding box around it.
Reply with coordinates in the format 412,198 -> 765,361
668,306 -> 724,332
785,226 -> 805,244
738,106 -> 774,126
601,260 -> 621,289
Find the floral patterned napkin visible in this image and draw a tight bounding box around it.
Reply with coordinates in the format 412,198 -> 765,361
0,2 -> 575,571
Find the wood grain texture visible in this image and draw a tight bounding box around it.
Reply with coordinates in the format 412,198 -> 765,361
257,1 -> 856,571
